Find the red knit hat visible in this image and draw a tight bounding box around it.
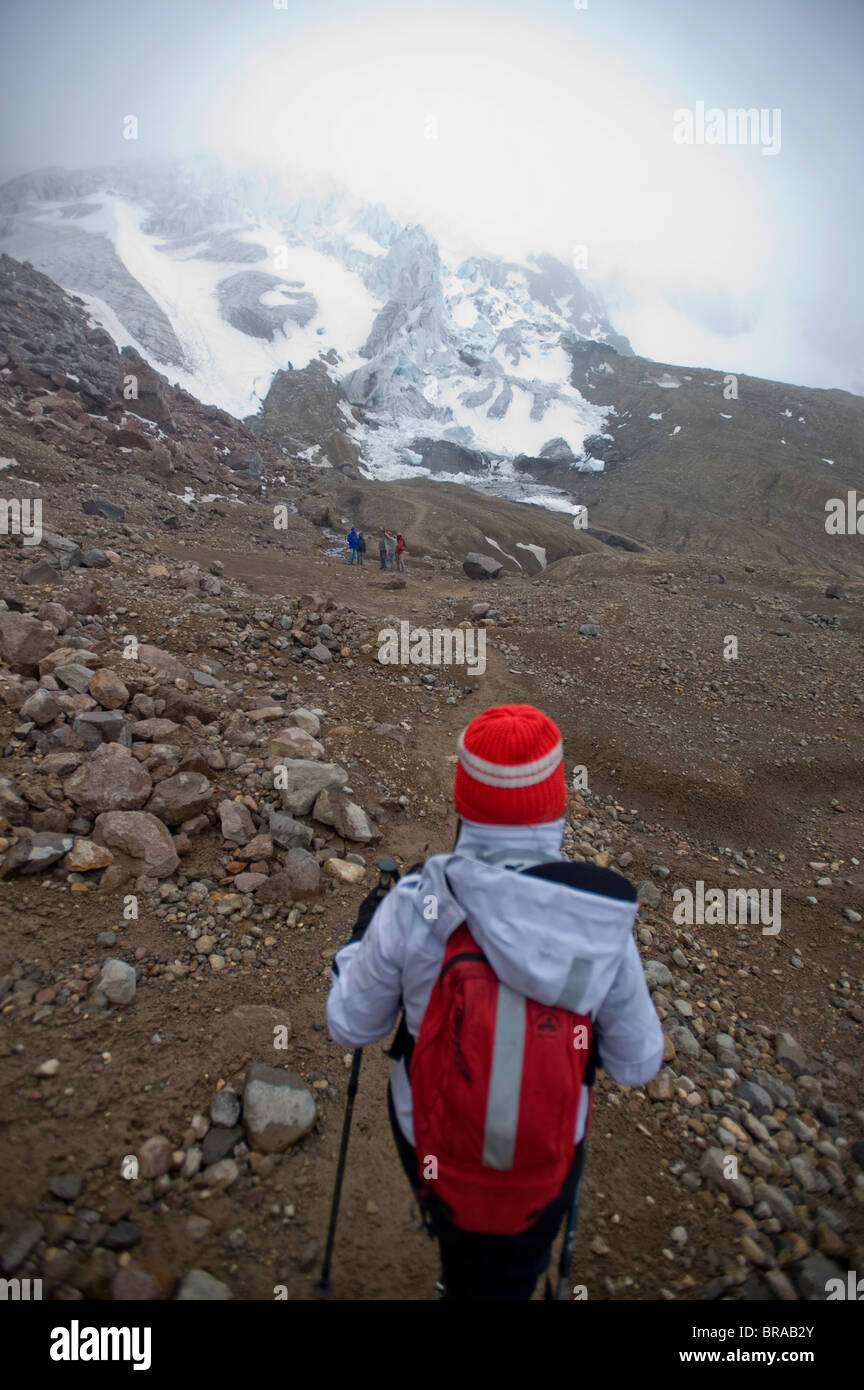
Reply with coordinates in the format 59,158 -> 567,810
453,704 -> 567,825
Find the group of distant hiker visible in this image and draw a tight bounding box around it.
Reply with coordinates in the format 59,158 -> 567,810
346,525 -> 405,571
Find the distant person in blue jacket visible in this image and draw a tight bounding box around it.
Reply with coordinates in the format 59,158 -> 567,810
347,526 -> 359,564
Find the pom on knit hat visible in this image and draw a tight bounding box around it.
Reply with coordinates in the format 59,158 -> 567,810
453,703 -> 566,825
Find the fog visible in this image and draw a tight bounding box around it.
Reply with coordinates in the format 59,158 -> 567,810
1,0 -> 862,394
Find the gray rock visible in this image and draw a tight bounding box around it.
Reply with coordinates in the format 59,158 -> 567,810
53,662 -> 95,693
64,743 -> 152,814
637,881 -> 662,907
269,811 -> 314,850
242,1062 -> 317,1153
99,958 -> 137,1006
644,960 -> 673,988
751,1068 -> 796,1108
210,1088 -> 242,1128
49,1173 -> 83,1202
668,1025 -> 701,1060
82,496 -> 125,521
734,1080 -> 774,1118
72,710 -> 131,748
290,707 -> 321,737
789,1156 -> 830,1194
39,531 -> 82,570
752,1182 -> 799,1229
0,611 -> 59,675
699,1146 -> 754,1206
146,771 -> 212,826
463,552 -> 503,580
93,810 -> 179,878
0,1216 -> 44,1273
21,687 -> 61,727
0,831 -> 74,877
218,799 -> 255,845
275,759 -> 348,816
176,1268 -> 233,1300
312,787 -> 375,843
775,1031 -> 809,1076
21,558 -> 61,585
201,1125 -> 243,1166
795,1254 -> 846,1301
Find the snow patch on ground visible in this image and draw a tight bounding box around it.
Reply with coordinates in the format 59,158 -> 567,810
515,542 -> 547,568
484,535 -> 522,568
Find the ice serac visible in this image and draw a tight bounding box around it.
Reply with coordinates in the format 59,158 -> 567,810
341,224 -> 453,431
0,154 -> 631,500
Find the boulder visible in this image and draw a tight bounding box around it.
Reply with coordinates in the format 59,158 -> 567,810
21,558 -> 60,585
89,668 -> 129,710
242,1063 -> 317,1153
323,857 -> 367,885
0,612 -> 60,675
279,847 -> 321,896
136,644 -> 192,682
63,838 -> 114,872
275,760 -> 348,816
312,787 -> 375,843
82,497 -> 125,521
93,811 -> 180,878
39,531 -> 82,571
218,799 -> 255,845
699,1146 -> 754,1207
289,708 -> 320,737
71,711 -> 131,748
145,772 -> 212,826
268,727 -> 326,761
38,647 -> 100,677
64,744 -> 153,814
53,661 -> 95,693
463,552 -> 503,580
0,777 -> 28,821
0,832 -> 74,878
21,687 -> 61,726
99,959 -> 137,1006
268,811 -> 313,850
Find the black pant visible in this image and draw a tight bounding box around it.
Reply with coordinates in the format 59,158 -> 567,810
387,1083 -> 581,1301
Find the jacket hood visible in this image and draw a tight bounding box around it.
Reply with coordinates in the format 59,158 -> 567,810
416,818 -> 638,1015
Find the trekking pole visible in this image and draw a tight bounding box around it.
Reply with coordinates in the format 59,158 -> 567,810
314,856 -> 400,1298
550,1139 -> 588,1301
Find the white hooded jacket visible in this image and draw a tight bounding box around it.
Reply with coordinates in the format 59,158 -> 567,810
327,818 -> 664,1147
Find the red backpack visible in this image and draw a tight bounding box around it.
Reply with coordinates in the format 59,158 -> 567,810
409,921 -> 594,1235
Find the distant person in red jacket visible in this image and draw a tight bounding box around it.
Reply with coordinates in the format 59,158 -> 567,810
395,532 -> 406,571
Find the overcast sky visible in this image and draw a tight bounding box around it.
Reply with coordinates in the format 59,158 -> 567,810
1,0 -> 861,394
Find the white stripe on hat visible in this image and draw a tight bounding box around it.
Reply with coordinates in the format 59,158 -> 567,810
457,733 -> 563,789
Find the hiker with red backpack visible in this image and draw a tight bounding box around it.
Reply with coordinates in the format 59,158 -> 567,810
326,703 -> 664,1301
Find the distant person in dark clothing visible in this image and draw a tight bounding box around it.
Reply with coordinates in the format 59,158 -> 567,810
357,532 -> 366,566
379,535 -> 388,570
385,530 -> 397,570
